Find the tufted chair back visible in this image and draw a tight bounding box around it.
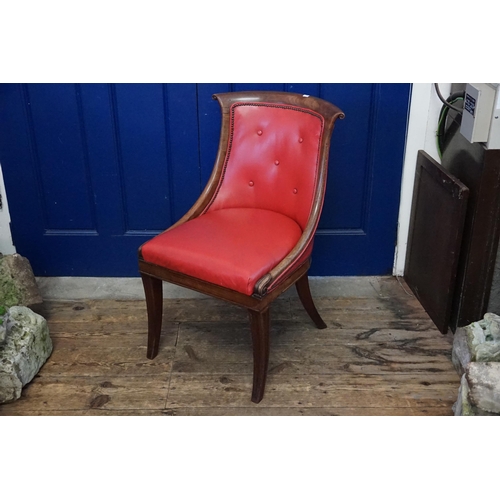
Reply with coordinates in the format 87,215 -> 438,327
204,102 -> 324,231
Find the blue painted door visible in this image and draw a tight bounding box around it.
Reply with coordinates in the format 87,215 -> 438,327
0,83 -> 410,276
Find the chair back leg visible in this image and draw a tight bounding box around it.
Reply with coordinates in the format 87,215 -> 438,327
141,273 -> 164,359
295,273 -> 327,329
248,308 -> 270,403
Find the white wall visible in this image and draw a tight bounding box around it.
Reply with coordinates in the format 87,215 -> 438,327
393,83 -> 452,276
0,163 -> 16,255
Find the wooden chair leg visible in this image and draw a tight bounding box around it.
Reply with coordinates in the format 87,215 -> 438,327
295,273 -> 327,329
248,308 -> 270,404
141,273 -> 163,359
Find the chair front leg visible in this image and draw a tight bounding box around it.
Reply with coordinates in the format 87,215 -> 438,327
141,273 -> 163,359
295,272 -> 327,329
248,307 -> 270,404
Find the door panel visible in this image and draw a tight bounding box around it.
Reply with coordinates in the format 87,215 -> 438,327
25,84 -> 96,232
111,83 -> 172,231
318,83 -> 373,230
312,83 -> 411,275
0,83 -> 202,275
0,83 -> 410,276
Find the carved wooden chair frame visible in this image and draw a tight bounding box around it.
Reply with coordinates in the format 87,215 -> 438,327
138,91 -> 344,403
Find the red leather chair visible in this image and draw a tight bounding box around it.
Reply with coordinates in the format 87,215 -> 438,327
139,91 -> 344,403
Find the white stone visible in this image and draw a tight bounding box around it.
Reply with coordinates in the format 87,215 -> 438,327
466,322 -> 486,350
483,313 -> 500,340
466,362 -> 500,414
453,314 -> 500,415
0,306 -> 52,404
453,372 -> 498,416
452,328 -> 471,376
464,315 -> 500,362
453,374 -> 470,416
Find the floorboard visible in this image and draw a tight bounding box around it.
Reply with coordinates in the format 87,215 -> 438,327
0,277 -> 460,416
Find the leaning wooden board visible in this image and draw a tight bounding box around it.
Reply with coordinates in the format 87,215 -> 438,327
405,150 -> 469,334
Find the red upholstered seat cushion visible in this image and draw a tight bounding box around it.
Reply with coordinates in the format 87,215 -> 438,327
140,208 -> 303,296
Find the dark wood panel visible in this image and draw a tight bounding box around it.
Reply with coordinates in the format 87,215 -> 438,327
405,150 -> 469,334
442,120 -> 500,329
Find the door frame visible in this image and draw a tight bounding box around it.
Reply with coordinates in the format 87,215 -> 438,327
0,163 -> 15,254
393,83 -> 452,275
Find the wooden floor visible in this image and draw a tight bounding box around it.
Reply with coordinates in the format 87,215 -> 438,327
0,277 -> 460,416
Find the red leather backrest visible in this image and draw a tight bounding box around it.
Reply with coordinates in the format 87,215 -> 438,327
205,102 -> 324,231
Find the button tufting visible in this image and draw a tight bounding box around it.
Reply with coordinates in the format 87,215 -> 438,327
275,160 -> 280,166
299,137 -> 303,143
257,130 -> 263,136
293,188 -> 298,194
249,181 -> 254,187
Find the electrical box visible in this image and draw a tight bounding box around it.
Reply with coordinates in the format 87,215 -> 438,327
460,83 -> 500,149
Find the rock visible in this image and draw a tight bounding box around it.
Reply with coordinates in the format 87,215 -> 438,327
453,313 -> 500,415
0,253 -> 42,308
464,314 -> 500,363
453,374 -> 471,416
0,306 -> 52,404
0,305 -> 7,345
453,373 -> 497,416
483,313 -> 500,339
452,327 -> 471,376
466,362 -> 500,414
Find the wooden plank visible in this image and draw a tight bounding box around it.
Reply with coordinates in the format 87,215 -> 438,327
50,329 -> 172,349
161,406 -> 454,416
171,339 -> 457,376
166,374 -> 458,408
50,333 -> 165,349
49,325 -> 178,348
178,322 -> 449,346
47,320 -> 178,337
0,409 -> 174,416
0,407 -> 453,416
41,294 -> 432,328
39,300 -> 149,323
290,297 -> 436,331
39,344 -> 175,377
40,297 -> 291,323
0,377 -> 168,413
